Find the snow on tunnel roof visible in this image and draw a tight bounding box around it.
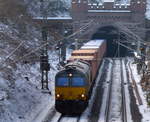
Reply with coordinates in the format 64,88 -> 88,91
103,0 -> 114,2
33,16 -> 72,20
81,39 -> 105,49
88,10 -> 131,13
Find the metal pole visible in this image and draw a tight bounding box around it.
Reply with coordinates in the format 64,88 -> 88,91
40,0 -> 50,92
118,42 -> 120,57
75,39 -> 78,50
137,40 -> 141,55
118,32 -> 120,57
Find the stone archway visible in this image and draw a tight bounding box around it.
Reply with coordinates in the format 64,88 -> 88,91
91,25 -> 128,57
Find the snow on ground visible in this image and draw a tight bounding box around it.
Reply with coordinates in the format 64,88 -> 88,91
0,50 -> 59,122
122,59 -> 132,122
48,51 -> 59,93
23,49 -> 72,122
129,59 -> 150,122
60,117 -> 79,122
0,2 -> 60,122
109,59 -> 122,122
0,90 -> 8,101
98,59 -> 112,122
49,112 -> 61,122
28,51 -> 59,122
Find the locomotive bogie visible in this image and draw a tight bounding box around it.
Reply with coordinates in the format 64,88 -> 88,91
55,87 -> 89,114
55,100 -> 88,114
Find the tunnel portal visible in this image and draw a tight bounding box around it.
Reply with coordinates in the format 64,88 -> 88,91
92,26 -> 128,57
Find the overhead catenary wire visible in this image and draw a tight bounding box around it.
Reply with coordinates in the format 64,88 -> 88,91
116,41 -> 147,58
1,17 -> 148,71
0,19 -> 94,71
1,19 -> 145,68
115,22 -> 147,45
0,18 -> 41,64
0,19 -> 145,65
0,17 -> 93,67
1,41 -> 25,63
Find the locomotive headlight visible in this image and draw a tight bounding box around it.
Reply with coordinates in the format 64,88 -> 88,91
56,94 -> 60,98
81,94 -> 85,98
68,73 -> 72,77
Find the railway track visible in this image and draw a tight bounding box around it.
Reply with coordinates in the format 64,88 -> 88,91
121,59 -> 127,122
104,58 -> 128,122
57,115 -> 80,122
105,59 -> 114,122
43,58 -> 132,122
125,58 -> 142,122
89,59 -> 110,122
128,62 -> 143,105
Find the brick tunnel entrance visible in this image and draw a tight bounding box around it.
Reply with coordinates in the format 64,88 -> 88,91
92,26 -> 127,57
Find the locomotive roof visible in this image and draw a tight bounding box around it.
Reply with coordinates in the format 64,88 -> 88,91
64,60 -> 90,76
81,39 -> 105,49
72,49 -> 97,54
69,56 -> 95,60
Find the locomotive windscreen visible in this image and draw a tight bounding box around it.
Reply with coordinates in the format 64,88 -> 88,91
56,76 -> 85,87
56,77 -> 69,86
72,77 -> 85,86
56,69 -> 87,87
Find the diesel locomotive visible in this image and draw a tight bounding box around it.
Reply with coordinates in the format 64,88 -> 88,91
55,39 -> 106,114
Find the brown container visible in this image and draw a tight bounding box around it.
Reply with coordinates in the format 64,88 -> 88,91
80,40 -> 106,69
68,40 -> 107,82
71,49 -> 98,68
72,49 -> 97,57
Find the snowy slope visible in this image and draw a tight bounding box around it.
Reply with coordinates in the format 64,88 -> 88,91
0,1 -> 59,121
0,53 -> 58,122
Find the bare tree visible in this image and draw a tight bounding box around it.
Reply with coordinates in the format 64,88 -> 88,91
0,0 -> 27,19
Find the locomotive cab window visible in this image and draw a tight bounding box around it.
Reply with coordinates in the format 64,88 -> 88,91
56,77 -> 69,86
71,77 -> 85,86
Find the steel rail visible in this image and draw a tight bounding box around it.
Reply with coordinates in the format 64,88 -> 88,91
128,63 -> 143,105
57,114 -> 63,122
105,59 -> 114,122
57,114 -> 80,122
120,59 -> 127,122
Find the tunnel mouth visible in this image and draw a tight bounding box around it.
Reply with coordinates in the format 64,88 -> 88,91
91,26 -> 129,57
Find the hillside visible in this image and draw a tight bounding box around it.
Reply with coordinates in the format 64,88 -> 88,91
0,0 -> 150,121
0,0 -> 58,121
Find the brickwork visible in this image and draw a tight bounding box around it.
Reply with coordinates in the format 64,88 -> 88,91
71,0 -> 146,38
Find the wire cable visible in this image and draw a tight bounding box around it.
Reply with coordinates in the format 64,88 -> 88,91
116,41 -> 147,58
1,41 -> 25,63
0,20 -> 94,71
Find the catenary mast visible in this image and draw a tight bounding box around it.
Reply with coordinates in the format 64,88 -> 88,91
40,0 -> 50,91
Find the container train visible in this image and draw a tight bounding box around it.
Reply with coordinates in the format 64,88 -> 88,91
55,39 -> 107,114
